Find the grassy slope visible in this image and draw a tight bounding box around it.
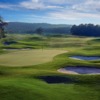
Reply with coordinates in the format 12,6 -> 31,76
0,77 -> 99,100
0,35 -> 100,100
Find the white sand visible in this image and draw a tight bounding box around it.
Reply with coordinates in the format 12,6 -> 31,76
58,68 -> 100,75
57,68 -> 79,75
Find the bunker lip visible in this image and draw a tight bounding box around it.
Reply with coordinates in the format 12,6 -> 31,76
58,69 -> 79,75
70,56 -> 100,61
58,66 -> 100,75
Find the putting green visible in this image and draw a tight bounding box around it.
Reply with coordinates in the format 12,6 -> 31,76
0,49 -> 67,67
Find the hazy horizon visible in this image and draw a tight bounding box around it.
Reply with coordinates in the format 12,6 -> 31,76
0,0 -> 100,25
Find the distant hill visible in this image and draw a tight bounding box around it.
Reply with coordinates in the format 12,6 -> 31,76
5,22 -> 72,34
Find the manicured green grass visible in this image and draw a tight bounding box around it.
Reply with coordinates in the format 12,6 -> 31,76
0,49 -> 67,66
0,35 -> 100,100
0,77 -> 99,100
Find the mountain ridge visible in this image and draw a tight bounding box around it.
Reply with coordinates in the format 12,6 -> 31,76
6,22 -> 72,34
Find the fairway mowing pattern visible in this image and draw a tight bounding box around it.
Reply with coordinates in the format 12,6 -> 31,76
0,49 -> 67,67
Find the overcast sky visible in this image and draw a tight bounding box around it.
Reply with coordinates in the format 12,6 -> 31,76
0,0 -> 100,24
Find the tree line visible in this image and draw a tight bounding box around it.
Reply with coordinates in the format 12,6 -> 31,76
71,24 -> 100,36
0,16 -> 8,39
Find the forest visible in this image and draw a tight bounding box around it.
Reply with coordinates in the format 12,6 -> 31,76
71,24 -> 100,36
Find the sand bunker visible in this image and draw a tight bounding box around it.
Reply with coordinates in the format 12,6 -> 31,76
39,76 -> 76,84
58,66 -> 100,75
70,56 -> 100,61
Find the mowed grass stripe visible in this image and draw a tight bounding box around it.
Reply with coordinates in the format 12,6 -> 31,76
0,49 -> 67,66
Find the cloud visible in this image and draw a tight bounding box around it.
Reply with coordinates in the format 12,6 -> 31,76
19,0 -> 63,10
0,0 -> 63,10
72,0 -> 100,13
0,0 -> 100,22
47,10 -> 100,21
0,3 -> 17,9
0,4 -> 10,9
0,0 -> 99,12
19,0 -> 84,10
20,0 -> 44,9
44,0 -> 100,21
43,0 -> 83,5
